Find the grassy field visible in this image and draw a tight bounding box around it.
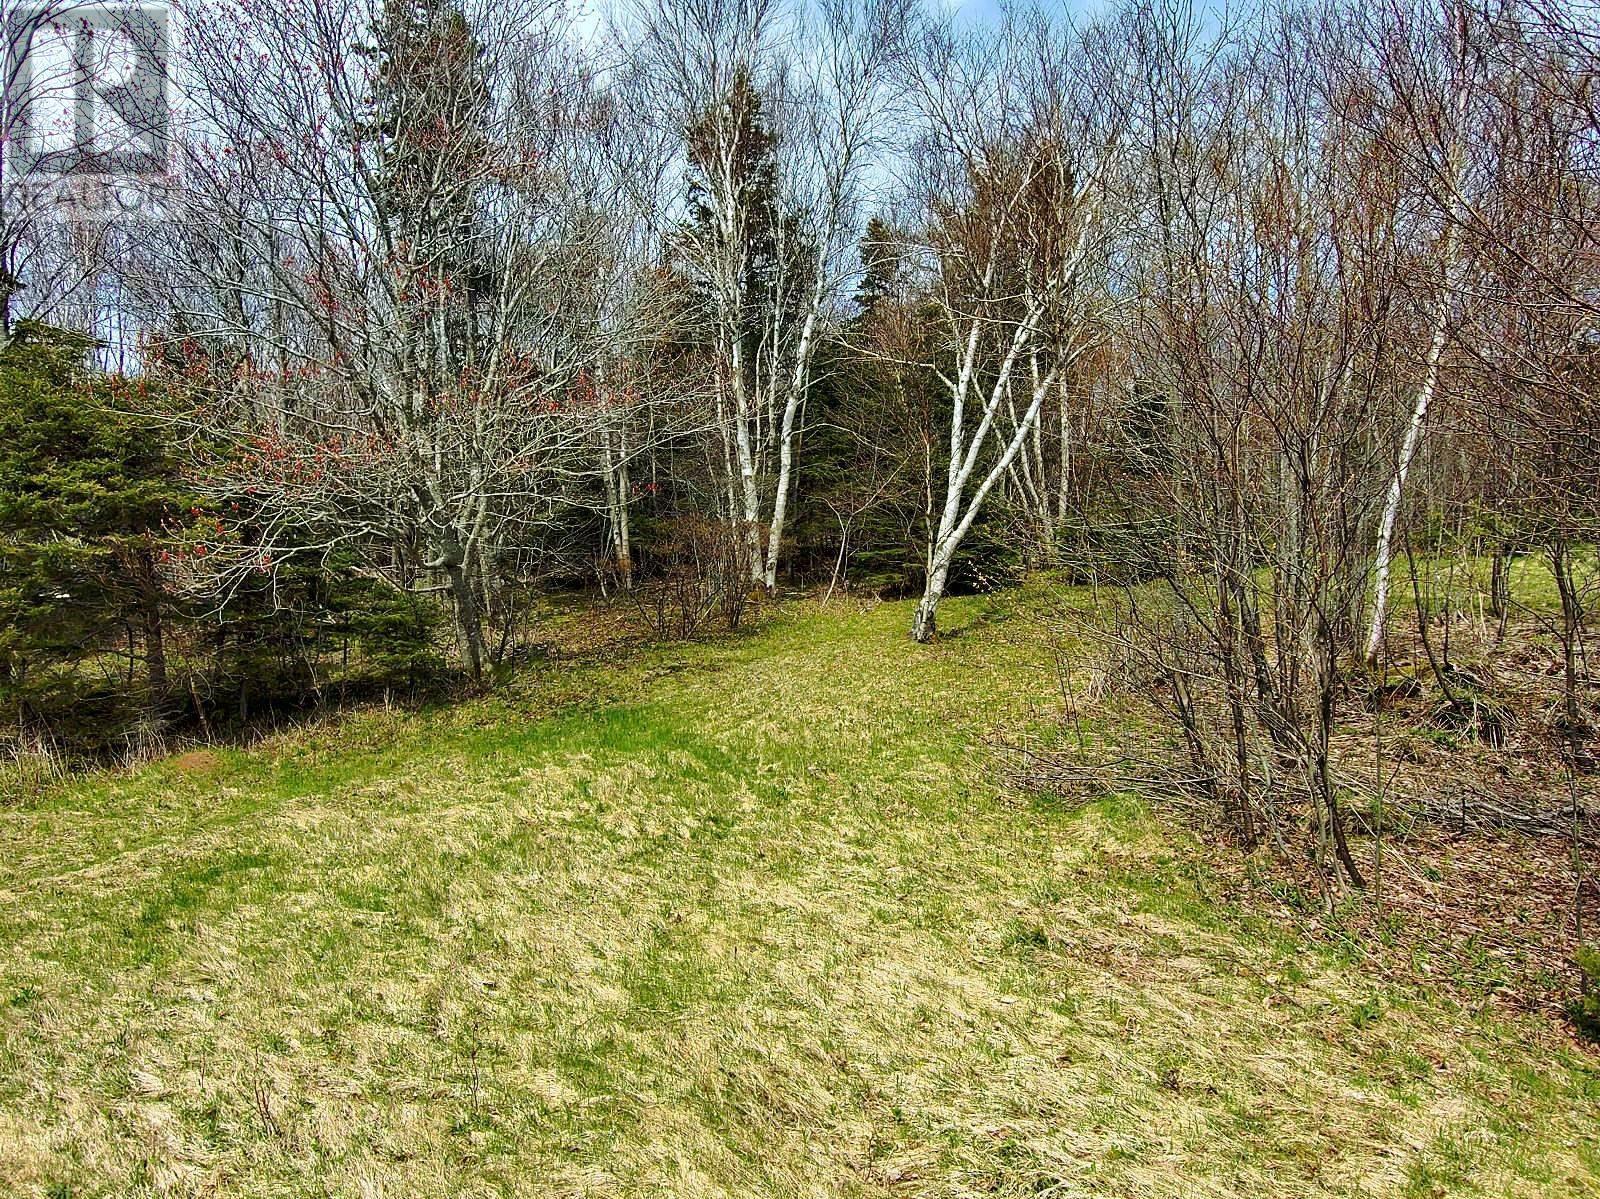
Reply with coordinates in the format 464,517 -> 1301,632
2,591 -> 1597,1198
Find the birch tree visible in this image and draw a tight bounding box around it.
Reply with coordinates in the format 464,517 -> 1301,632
1362,0 -> 1482,664
901,10 -> 1128,641
633,0 -> 903,590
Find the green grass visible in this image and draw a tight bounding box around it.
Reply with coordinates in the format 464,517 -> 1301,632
2,593 -> 1597,1197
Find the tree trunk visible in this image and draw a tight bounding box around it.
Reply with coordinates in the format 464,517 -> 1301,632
912,557 -> 950,643
1365,258 -> 1456,664
614,435 -> 633,591
729,338 -> 766,584
1551,543 -> 1583,735
763,308 -> 818,592
144,599 -> 168,701
910,347 -> 1057,643
137,550 -> 169,704
1489,541 -> 1511,621
445,560 -> 484,685
599,424 -> 634,590
1364,43 -> 1469,664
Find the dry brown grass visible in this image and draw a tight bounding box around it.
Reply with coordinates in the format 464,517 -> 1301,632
1,593 -> 1597,1197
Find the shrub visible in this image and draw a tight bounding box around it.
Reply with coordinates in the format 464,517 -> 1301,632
1574,944 -> 1600,1040
633,516 -> 752,639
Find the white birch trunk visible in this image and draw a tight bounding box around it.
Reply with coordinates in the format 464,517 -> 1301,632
729,334 -> 765,582
1365,26 -> 1473,664
1055,372 -> 1071,524
762,304 -> 819,590
1364,256 -> 1457,663
1364,208 -> 1467,663
912,315 -> 1055,642
598,422 -> 633,589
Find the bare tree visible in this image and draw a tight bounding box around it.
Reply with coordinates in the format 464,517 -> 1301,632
898,7 -> 1129,641
146,0 -> 624,681
1069,0 -> 1445,888
1361,0 -> 1485,664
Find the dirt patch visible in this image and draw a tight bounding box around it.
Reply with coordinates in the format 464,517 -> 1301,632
171,749 -> 222,776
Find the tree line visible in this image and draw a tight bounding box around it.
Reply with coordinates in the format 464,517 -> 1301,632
2,0 -> 1596,822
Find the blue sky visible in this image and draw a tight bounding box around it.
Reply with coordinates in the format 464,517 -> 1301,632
566,0 -> 1127,41
947,0 -> 1120,23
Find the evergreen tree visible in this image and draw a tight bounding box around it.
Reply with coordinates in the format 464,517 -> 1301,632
682,66 -> 794,392
0,323 -> 190,741
366,0 -> 493,378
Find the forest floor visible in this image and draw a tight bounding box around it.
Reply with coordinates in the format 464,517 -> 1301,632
2,587 -> 1598,1197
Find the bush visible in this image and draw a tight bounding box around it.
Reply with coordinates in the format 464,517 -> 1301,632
633,516 -> 752,639
202,559 -> 447,726
1574,944 -> 1600,1040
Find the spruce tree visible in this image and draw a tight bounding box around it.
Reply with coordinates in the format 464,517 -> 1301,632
0,323 -> 189,741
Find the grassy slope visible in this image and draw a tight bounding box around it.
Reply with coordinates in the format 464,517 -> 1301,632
1,593 -> 1597,1198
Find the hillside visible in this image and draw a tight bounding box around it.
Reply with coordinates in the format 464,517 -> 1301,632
2,594 -> 1597,1198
